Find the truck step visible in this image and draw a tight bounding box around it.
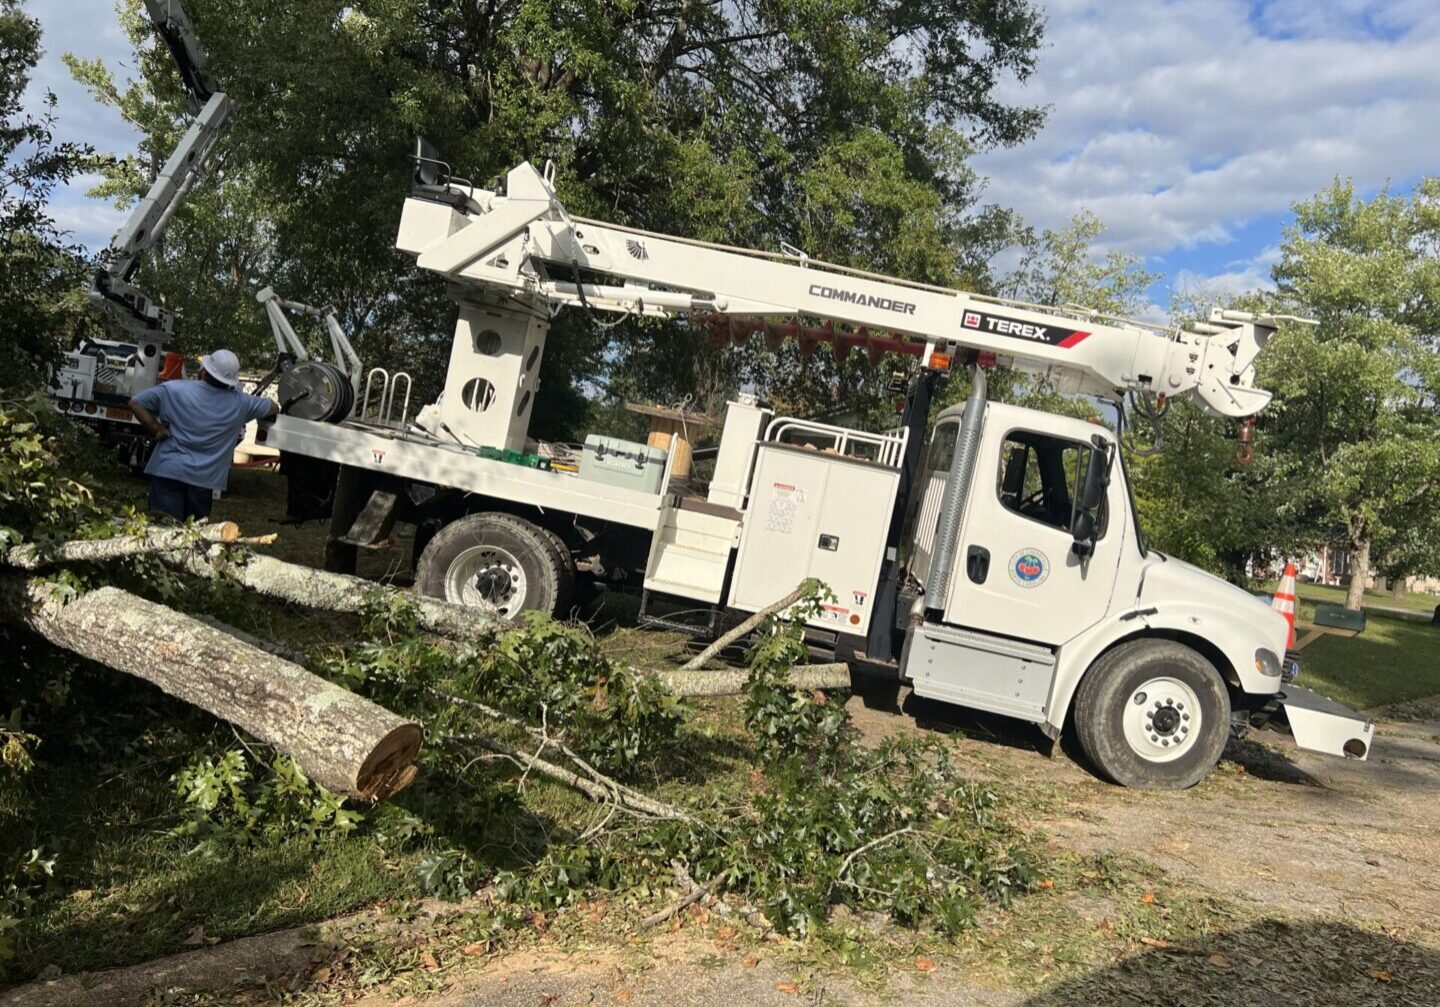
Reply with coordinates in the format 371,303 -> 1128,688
637,612 -> 713,637
637,590 -> 719,637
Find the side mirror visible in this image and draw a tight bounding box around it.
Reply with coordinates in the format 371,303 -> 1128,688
1072,436 -> 1112,557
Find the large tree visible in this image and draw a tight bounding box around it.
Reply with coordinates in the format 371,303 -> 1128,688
70,0 -> 1047,436
1005,210 -> 1157,318
0,0 -> 98,390
1265,178 -> 1440,609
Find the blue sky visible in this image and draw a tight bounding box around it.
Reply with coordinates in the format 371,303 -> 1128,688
971,0 -> 1440,317
24,0 -> 1440,321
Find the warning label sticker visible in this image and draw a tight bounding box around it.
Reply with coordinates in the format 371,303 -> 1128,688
766,482 -> 804,534
819,604 -> 849,624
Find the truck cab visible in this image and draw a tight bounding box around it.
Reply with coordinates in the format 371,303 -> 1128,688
638,383 -> 1374,789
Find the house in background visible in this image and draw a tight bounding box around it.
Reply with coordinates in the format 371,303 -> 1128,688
1301,546 -> 1440,596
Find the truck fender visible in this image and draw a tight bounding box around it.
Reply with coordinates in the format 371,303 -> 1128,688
1045,604 -> 1279,732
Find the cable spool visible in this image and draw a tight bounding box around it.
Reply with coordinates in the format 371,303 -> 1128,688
279,360 -> 353,422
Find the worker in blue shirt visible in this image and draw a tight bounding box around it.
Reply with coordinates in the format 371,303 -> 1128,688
128,349 -> 278,521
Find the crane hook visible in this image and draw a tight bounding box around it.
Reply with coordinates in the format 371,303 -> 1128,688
1236,417 -> 1256,466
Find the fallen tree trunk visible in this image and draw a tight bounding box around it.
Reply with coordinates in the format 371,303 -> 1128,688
162,545 -> 508,642
653,663 -> 851,697
3,522 -> 241,570
1,578 -> 422,801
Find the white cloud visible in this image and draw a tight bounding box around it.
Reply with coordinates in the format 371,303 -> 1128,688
19,1 -> 142,253
24,0 -> 140,157
973,0 -> 1440,259
1173,246 -> 1282,305
50,194 -> 126,250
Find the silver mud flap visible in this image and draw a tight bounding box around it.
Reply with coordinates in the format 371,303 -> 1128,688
1279,684 -> 1374,760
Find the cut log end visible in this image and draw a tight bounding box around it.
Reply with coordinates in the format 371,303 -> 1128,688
212,521 -> 241,543
356,723 -> 425,801
2,579 -> 424,804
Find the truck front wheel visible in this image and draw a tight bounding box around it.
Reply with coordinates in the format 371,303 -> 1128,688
1072,639 -> 1230,789
415,513 -> 563,619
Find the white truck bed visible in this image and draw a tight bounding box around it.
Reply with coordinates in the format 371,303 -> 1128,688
262,416 -> 667,530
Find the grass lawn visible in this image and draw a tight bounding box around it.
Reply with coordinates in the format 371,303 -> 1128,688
109,465 -> 417,580
1290,598 -> 1440,711
1292,580 -> 1439,615
0,694 -> 425,980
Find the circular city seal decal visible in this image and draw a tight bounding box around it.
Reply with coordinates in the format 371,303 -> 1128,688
1008,549 -> 1050,588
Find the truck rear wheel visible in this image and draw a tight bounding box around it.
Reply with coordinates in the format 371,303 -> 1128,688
415,513 -> 563,619
533,525 -> 576,618
1073,639 -> 1230,789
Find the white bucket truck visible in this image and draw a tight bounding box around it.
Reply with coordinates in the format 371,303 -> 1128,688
262,150 -> 1374,787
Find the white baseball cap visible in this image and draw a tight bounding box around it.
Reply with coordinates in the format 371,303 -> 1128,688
200,349 -> 241,387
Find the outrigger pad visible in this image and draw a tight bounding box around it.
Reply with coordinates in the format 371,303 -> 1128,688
1279,684 -> 1374,760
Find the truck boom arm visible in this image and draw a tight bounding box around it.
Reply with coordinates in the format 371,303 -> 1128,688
397,161 -> 1291,419
90,1 -> 232,340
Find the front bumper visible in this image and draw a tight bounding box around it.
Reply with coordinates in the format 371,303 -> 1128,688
1278,684 -> 1374,760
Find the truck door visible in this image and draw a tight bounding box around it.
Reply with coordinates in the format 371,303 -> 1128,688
941,420 -> 1124,646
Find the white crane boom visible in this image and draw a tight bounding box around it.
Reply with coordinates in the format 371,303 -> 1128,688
396,160 -> 1288,419
90,0 -> 232,346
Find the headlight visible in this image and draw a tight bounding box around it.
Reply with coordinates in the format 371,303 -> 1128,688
1254,648 -> 1281,678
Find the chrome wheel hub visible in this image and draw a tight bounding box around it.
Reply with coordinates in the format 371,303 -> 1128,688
1123,676 -> 1202,763
445,544 -> 527,617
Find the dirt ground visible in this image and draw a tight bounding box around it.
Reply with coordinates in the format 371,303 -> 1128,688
846,681 -> 1440,931
6,680 -> 1439,1007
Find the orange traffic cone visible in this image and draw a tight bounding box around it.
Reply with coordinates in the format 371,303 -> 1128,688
1272,561 -> 1298,650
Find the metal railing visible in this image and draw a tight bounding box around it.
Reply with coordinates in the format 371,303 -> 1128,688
359,367 -> 413,426
763,416 -> 908,468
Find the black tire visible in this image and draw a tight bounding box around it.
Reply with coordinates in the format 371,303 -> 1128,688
533,524 -> 576,618
415,512 -> 563,618
1073,639 -> 1230,790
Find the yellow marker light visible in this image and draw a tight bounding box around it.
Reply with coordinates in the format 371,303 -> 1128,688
927,352 -> 952,371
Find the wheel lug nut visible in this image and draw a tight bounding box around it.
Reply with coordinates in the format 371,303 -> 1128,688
1162,739 -> 1170,746
1182,713 -> 1190,721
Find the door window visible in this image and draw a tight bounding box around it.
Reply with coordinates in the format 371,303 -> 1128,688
995,430 -> 1107,536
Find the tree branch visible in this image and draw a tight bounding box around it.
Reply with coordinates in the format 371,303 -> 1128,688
441,732 -> 690,821
682,581 -> 811,670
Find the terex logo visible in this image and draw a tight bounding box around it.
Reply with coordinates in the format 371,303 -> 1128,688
960,308 -> 1091,349
809,284 -> 917,315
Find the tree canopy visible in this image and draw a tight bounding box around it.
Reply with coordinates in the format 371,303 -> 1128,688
1261,178 -> 1440,605
69,0 -> 1048,436
0,0 -> 99,390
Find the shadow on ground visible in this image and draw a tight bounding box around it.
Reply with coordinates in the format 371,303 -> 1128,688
849,665 -> 1056,757
1021,920 -> 1437,1007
